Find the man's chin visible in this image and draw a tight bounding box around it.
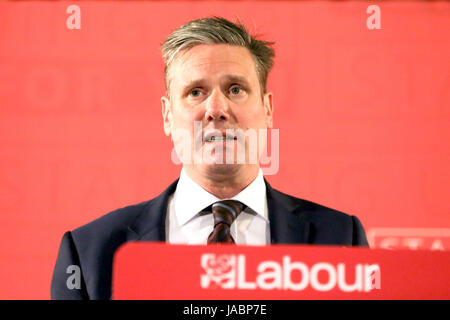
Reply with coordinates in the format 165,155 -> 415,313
201,162 -> 242,175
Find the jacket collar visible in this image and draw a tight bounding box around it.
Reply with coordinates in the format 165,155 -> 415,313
129,178 -> 310,244
128,179 -> 179,242
265,179 -> 311,244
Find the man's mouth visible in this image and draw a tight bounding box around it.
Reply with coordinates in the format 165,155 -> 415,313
203,130 -> 238,142
204,135 -> 237,142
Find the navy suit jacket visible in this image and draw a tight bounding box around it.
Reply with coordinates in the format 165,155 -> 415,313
51,179 -> 369,300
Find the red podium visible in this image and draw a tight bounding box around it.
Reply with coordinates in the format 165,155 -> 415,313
112,242 -> 450,300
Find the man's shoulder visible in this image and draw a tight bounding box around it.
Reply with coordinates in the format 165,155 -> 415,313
70,179 -> 179,241
269,186 -> 355,223
71,199 -> 152,240
269,185 -> 368,246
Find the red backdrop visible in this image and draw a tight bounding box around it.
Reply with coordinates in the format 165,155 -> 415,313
0,1 -> 448,299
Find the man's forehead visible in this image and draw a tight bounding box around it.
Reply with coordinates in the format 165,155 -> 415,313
168,44 -> 258,84
177,43 -> 253,63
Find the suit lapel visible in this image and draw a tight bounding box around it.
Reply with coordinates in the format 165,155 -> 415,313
128,179 -> 179,242
128,178 -> 310,245
265,179 -> 311,244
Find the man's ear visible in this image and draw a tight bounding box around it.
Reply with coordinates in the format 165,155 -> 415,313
161,96 -> 172,136
263,92 -> 274,129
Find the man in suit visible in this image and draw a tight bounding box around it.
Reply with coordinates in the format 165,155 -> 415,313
51,16 -> 369,300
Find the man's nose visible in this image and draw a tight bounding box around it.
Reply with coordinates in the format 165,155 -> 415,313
204,89 -> 230,122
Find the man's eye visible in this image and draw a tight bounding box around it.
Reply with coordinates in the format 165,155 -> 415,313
190,89 -> 202,97
230,86 -> 242,95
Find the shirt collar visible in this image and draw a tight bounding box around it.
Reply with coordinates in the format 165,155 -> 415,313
174,168 -> 267,226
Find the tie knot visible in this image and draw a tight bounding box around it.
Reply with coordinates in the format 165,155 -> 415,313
211,200 -> 245,226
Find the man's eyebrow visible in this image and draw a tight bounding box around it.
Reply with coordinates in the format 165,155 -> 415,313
183,79 -> 206,89
222,75 -> 250,86
182,75 -> 250,89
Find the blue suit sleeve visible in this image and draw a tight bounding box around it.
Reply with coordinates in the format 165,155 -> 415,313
351,216 -> 369,247
51,231 -> 89,300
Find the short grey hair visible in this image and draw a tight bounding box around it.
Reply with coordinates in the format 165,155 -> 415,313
161,16 -> 275,97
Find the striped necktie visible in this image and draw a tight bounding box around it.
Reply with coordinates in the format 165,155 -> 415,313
207,200 -> 245,244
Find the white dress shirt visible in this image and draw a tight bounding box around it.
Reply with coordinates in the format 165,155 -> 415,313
166,168 -> 270,245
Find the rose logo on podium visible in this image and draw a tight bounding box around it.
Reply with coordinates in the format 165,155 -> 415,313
201,254 -> 236,289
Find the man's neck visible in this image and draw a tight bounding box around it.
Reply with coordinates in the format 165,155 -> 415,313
183,165 -> 260,199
